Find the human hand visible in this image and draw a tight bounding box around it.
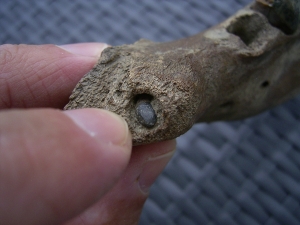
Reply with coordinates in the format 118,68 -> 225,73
0,43 -> 176,225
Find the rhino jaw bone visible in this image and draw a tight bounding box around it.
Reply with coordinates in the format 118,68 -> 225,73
65,0 -> 300,145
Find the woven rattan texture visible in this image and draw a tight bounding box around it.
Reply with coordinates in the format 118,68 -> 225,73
1,0 -> 251,45
1,1 -> 300,225
142,97 -> 300,225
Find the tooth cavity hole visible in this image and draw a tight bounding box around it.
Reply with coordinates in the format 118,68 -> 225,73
261,80 -> 270,88
226,14 -> 262,46
134,93 -> 153,103
220,101 -> 234,108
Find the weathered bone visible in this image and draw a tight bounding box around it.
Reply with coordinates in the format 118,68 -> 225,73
65,0 -> 300,145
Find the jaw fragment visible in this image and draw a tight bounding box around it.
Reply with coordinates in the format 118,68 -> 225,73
65,0 -> 300,145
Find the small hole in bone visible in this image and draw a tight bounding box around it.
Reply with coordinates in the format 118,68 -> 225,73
226,14 -> 262,45
134,93 -> 153,103
115,90 -> 122,96
220,101 -> 234,108
261,81 -> 270,88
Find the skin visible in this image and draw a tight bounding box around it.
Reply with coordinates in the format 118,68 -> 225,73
0,43 -> 176,225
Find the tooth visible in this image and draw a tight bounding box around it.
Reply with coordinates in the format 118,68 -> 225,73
135,99 -> 157,129
255,0 -> 300,34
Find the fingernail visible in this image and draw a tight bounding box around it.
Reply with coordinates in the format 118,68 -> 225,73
58,43 -> 109,58
64,109 -> 130,147
138,150 -> 175,194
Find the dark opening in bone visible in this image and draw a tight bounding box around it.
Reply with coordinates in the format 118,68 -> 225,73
134,93 -> 153,103
261,81 -> 270,88
220,101 -> 235,108
226,14 -> 262,45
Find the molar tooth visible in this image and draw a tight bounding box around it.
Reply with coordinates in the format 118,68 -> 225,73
255,0 -> 300,34
135,99 -> 157,129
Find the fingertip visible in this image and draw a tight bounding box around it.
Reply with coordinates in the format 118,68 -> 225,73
0,43 -> 110,109
57,43 -> 110,58
64,108 -> 132,153
63,139 -> 177,224
134,139 -> 176,194
133,139 -> 177,158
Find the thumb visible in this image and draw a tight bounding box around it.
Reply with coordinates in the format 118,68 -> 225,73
0,108 -> 131,225
64,140 -> 176,225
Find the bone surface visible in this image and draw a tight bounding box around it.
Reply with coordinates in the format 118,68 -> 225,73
65,0 -> 300,145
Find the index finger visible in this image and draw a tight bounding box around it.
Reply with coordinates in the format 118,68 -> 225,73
0,43 -> 107,109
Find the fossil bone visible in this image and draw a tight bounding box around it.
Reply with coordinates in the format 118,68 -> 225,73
65,0 -> 300,145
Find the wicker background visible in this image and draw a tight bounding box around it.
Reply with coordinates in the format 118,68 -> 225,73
1,1 -> 300,224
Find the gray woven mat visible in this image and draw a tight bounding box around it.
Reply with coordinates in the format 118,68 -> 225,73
1,1 -> 299,224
